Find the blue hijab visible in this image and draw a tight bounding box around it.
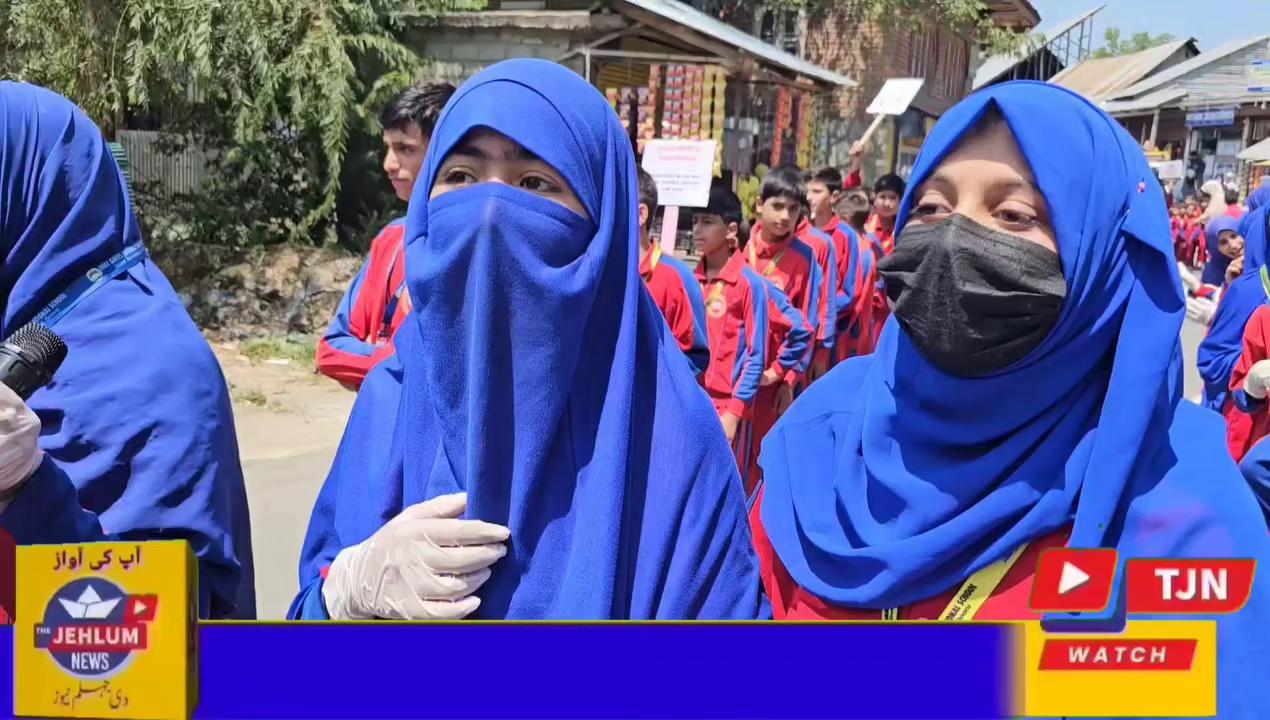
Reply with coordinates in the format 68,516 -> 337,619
1197,204 -> 1269,410
291,59 -> 765,620
1246,184 -> 1270,213
758,83 -> 1269,714
1199,215 -> 1238,286
0,82 -> 253,618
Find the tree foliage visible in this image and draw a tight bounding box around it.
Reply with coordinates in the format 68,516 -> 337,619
0,0 -> 461,251
696,0 -> 1032,54
1090,28 -> 1176,59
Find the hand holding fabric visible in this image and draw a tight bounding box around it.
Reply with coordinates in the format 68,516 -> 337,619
1226,255 -> 1245,284
321,492 -> 509,620
1187,295 -> 1217,325
0,382 -> 44,513
1244,360 -> 1270,400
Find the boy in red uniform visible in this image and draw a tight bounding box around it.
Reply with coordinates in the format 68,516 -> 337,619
316,82 -> 455,390
791,201 -> 837,381
808,166 -> 875,363
636,168 -> 709,376
693,187 -> 810,492
748,168 -> 822,415
865,173 -> 905,256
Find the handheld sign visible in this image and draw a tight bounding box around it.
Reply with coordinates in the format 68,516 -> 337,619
16,541 -> 198,720
642,139 -> 718,255
859,78 -> 926,147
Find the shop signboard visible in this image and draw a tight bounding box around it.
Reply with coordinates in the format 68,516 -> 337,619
1248,59 -> 1270,93
1185,107 -> 1236,128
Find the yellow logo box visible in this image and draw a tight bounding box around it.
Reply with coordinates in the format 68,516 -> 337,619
15,541 -> 198,720
1019,620 -> 1217,717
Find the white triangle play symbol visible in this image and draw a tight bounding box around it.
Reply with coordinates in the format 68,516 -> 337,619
1058,561 -> 1091,595
133,599 -> 147,614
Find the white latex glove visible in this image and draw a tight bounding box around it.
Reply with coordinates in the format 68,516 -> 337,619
0,382 -> 44,514
322,492 -> 509,620
1245,360 -> 1270,400
1186,295 -> 1217,325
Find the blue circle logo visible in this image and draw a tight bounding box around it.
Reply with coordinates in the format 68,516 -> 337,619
34,578 -> 151,680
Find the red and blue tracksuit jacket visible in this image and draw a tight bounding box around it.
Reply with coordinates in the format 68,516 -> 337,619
696,252 -> 811,489
316,219 -> 410,389
640,244 -> 710,377
746,223 -> 822,386
796,218 -> 839,366
821,215 -> 877,360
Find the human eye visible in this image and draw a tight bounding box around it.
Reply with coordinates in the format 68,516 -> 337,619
994,202 -> 1040,229
440,167 -> 478,185
520,173 -> 563,194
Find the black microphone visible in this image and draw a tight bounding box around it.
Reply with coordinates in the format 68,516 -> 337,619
0,323 -> 68,400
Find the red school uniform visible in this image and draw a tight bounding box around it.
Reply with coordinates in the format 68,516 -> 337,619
695,254 -> 811,489
821,215 -> 877,359
1227,303 -> 1270,460
746,222 -> 820,384
316,219 -> 411,390
639,243 -> 710,376
749,486 -> 1071,620
795,218 -> 839,369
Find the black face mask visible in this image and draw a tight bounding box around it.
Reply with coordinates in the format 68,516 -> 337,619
877,214 -> 1066,378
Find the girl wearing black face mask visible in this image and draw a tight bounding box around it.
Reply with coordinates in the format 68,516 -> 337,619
746,83 -> 1270,716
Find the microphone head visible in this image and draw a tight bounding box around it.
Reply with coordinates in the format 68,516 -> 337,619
5,323 -> 68,374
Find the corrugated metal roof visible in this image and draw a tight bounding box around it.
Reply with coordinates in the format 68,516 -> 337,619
972,4 -> 1104,89
614,0 -> 856,86
1112,34 -> 1270,100
1050,39 -> 1194,100
1100,86 -> 1188,114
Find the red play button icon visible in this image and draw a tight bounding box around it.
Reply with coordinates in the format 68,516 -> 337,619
1028,548 -> 1118,613
125,594 -> 158,623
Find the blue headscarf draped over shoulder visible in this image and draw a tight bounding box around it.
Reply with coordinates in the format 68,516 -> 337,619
291,59 -> 765,620
0,82 -> 253,618
758,81 -> 1269,715
1197,202 -> 1269,410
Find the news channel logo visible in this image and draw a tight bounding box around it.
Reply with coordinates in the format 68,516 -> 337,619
33,577 -> 158,681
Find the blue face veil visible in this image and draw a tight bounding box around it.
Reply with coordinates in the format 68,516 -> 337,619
292,59 -> 765,620
0,82 -> 253,618
758,82 -> 1269,715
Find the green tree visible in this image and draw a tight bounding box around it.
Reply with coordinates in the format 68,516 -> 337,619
0,0 -> 463,251
1090,27 -> 1176,58
701,0 -> 1032,54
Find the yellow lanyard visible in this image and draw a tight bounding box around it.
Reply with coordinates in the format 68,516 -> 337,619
881,543 -> 1028,621
747,241 -> 787,279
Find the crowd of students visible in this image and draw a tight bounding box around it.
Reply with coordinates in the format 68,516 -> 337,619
1,59 -> 1267,715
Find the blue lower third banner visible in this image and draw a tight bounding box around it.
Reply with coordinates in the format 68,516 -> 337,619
3,622 -> 1015,719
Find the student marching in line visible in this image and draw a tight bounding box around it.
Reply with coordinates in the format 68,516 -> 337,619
693,187 -> 810,494
865,173 -> 905,256
635,168 -> 709,377
747,84 -> 1270,719
316,82 -> 455,390
807,166 -> 873,363
748,168 -> 822,414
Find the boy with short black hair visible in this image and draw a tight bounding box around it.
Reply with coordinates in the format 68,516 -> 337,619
637,167 -> 710,377
749,167 -> 822,412
867,173 -> 906,255
317,81 -> 456,390
693,186 -> 810,492
808,166 -> 875,362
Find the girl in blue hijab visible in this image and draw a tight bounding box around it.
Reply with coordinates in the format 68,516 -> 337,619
0,82 -> 254,618
751,82 -> 1269,716
1197,198 -> 1269,418
290,59 -> 766,620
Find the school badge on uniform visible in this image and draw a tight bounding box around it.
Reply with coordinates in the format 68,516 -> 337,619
707,298 -> 726,319
15,541 -> 198,720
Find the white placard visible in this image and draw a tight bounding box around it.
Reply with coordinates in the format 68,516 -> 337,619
641,139 -> 717,208
865,78 -> 926,116
1153,160 -> 1184,180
